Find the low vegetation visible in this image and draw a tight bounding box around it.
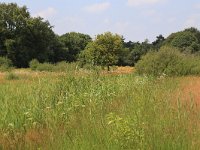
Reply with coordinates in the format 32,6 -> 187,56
0,57 -> 13,72
136,46 -> 200,76
29,59 -> 79,72
1,2 -> 200,150
0,70 -> 200,149
5,72 -> 19,80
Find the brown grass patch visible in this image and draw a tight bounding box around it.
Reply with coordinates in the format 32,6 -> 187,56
178,77 -> 200,104
101,66 -> 134,76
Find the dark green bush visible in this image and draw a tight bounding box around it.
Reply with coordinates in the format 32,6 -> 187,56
135,46 -> 200,76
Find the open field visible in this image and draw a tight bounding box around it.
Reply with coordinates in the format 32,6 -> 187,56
0,67 -> 200,149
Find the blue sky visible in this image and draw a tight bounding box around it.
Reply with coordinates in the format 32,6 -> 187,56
2,0 -> 200,42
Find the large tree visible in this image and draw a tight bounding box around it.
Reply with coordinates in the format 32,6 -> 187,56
0,3 -> 30,57
80,32 -> 123,71
152,34 -> 165,50
60,32 -> 92,62
0,3 -> 62,67
164,28 -> 200,53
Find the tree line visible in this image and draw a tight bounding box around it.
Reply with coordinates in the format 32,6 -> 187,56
1,3 -> 200,70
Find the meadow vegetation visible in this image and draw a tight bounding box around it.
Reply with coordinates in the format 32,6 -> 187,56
0,68 -> 200,149
1,2 -> 200,150
136,46 -> 200,76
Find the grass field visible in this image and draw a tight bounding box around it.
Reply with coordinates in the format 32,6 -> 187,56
0,67 -> 200,149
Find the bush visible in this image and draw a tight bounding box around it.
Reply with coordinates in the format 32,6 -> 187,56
0,57 -> 13,72
135,46 -> 200,76
36,63 -> 54,72
54,61 -> 78,72
29,60 -> 79,72
29,59 -> 40,70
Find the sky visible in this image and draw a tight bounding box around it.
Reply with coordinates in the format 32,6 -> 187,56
2,0 -> 200,42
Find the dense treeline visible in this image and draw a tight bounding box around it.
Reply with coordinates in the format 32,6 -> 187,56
1,2 -> 200,71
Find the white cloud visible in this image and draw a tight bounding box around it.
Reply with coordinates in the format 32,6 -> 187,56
33,7 -> 57,18
84,2 -> 111,13
127,0 -> 163,6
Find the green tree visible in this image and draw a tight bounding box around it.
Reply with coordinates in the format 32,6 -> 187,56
152,34 -> 165,50
0,3 -> 62,67
60,32 -> 92,62
21,17 -> 58,65
80,32 -> 123,71
164,28 -> 200,53
0,3 -> 30,59
124,40 -> 152,66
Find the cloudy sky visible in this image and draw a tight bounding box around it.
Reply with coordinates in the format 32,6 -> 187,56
2,0 -> 200,42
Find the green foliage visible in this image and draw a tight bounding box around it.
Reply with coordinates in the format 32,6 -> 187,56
106,113 -> 145,149
121,40 -> 152,66
0,72 -> 199,149
136,46 -> 200,76
164,28 -> 200,53
0,57 -> 12,71
29,60 -> 79,72
152,34 -> 165,50
29,59 -> 39,70
0,3 -> 64,67
35,63 -> 54,72
80,32 -> 123,70
54,61 -> 79,72
60,32 -> 92,62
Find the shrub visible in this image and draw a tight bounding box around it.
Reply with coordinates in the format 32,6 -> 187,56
29,60 -> 80,72
135,46 -> 200,76
54,61 -> 68,72
54,61 -> 79,72
29,59 -> 40,70
0,57 -> 13,72
36,63 -> 54,72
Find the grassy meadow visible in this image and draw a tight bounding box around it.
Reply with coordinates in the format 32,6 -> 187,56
0,66 -> 200,149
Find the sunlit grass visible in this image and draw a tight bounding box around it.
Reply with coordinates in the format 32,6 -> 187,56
0,68 -> 200,149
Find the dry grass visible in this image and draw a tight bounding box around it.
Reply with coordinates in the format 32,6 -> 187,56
101,66 -> 134,75
179,77 -> 200,104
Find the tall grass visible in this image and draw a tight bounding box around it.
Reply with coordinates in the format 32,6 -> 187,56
0,71 -> 200,149
29,60 -> 79,73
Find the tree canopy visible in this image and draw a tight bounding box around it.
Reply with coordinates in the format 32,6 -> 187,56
1,3 -> 200,69
80,32 -> 123,70
60,32 -> 92,62
0,3 -> 61,67
164,27 -> 200,53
